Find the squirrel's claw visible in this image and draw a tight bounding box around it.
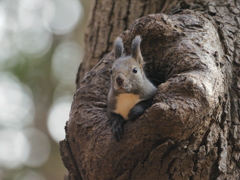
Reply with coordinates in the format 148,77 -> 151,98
111,120 -> 124,141
128,105 -> 145,121
128,99 -> 153,121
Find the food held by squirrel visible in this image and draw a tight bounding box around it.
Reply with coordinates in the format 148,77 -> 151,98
107,36 -> 157,141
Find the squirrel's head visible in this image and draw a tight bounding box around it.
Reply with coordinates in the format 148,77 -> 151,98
110,36 -> 146,94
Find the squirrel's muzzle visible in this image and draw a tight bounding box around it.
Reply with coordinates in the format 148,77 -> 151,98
113,73 -> 131,92
116,76 -> 124,86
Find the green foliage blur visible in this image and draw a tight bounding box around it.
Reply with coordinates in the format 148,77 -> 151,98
0,0 -> 91,179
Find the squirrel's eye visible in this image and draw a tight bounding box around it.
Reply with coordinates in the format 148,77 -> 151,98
133,67 -> 138,73
110,70 -> 113,74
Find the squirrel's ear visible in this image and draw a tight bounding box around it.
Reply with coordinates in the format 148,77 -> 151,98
131,36 -> 143,65
114,37 -> 124,59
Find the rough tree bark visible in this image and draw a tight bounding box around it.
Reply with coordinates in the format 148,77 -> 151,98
61,0 -> 240,180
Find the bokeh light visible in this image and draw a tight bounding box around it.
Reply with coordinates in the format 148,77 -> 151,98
19,0 -> 47,10
23,128 -> 51,167
0,72 -> 35,128
47,97 -> 72,142
0,129 -> 29,169
0,6 -> 6,39
0,0 -> 90,179
51,41 -> 82,84
14,170 -> 46,180
14,25 -> 53,57
43,0 -> 83,35
0,35 -> 18,65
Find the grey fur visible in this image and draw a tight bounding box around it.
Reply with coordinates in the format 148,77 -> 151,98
131,35 -> 143,65
108,36 -> 157,119
114,37 -> 124,59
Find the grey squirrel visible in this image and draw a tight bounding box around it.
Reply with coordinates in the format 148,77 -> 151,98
107,36 -> 157,141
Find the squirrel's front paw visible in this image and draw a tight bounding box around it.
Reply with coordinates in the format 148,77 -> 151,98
111,120 -> 124,141
128,105 -> 145,121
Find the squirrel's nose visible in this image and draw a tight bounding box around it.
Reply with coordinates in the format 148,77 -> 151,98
116,76 -> 124,86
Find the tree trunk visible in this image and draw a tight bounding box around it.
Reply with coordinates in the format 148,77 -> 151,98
61,0 -> 240,179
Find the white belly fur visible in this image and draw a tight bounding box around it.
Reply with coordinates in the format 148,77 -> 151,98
114,93 -> 140,120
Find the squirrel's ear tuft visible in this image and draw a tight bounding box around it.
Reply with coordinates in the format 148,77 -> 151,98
131,36 -> 144,65
114,37 -> 124,59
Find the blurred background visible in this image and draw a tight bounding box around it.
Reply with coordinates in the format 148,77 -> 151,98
0,0 -> 92,179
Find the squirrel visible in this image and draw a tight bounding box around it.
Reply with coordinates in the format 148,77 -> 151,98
107,36 -> 157,141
